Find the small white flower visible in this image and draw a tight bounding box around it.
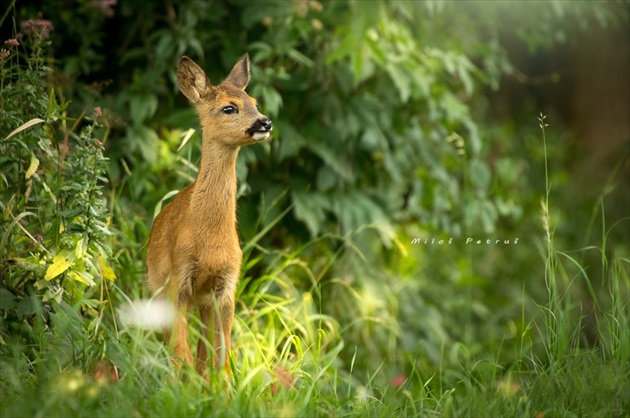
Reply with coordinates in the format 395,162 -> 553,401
118,299 -> 175,330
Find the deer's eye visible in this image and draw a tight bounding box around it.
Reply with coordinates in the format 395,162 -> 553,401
222,106 -> 236,114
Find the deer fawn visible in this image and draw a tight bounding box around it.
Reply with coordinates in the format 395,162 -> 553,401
146,54 -> 272,376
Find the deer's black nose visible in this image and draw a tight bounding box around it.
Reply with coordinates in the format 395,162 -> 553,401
247,117 -> 273,137
259,117 -> 272,131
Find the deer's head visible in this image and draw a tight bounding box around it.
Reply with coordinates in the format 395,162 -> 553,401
177,54 -> 272,147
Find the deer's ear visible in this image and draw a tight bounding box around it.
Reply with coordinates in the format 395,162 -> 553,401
223,53 -> 250,89
177,56 -> 210,103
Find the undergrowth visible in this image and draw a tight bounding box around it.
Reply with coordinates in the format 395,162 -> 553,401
1,165 -> 627,416
1,12 -> 628,418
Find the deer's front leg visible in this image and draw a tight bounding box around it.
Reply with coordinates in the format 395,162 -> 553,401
171,298 -> 193,367
170,263 -> 195,368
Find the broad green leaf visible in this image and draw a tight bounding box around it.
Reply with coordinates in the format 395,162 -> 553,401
261,86 -> 283,118
292,191 -> 329,237
469,158 -> 491,192
287,48 -> 314,67
316,166 -> 337,191
351,46 -> 366,82
130,93 -> 158,124
365,30 -> 386,65
409,65 -> 432,99
326,32 -> 356,64
480,200 -> 498,233
310,141 -> 353,182
0,289 -> 17,310
16,296 -> 39,317
275,121 -> 305,161
457,56 -> 475,96
331,191 -> 394,246
154,32 -> 175,62
386,64 -> 411,102
127,125 -> 160,164
440,92 -> 469,123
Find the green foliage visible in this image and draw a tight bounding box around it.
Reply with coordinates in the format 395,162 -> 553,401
1,1 -> 628,417
9,0 -> 532,245
0,33 -> 114,353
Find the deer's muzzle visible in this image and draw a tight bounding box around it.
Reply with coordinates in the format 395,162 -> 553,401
247,117 -> 273,140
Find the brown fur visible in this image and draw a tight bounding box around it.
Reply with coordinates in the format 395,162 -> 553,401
146,54 -> 272,376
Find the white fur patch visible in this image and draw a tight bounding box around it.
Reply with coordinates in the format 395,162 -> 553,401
252,131 -> 270,141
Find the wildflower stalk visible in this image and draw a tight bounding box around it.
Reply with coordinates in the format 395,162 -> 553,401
538,112 -> 564,361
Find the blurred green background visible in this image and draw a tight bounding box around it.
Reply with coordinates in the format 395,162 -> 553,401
1,0 -> 628,416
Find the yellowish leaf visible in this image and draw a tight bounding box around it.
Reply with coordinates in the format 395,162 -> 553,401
25,154 -> 40,179
74,237 -> 86,259
44,251 -> 76,281
41,181 -> 57,205
68,271 -> 91,285
4,118 -> 45,140
100,257 -> 117,281
102,265 -> 117,281
177,128 -> 196,152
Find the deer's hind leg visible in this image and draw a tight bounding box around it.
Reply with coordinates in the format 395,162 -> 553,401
214,291 -> 235,375
195,295 -> 233,377
169,264 -> 196,368
195,304 -> 212,377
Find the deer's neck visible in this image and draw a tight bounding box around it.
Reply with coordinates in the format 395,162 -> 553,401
190,136 -> 239,230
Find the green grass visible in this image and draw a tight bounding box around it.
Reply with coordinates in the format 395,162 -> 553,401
1,240 -> 627,417
1,118 -> 628,417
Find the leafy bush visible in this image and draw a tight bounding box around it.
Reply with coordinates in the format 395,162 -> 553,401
0,29 -> 114,355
